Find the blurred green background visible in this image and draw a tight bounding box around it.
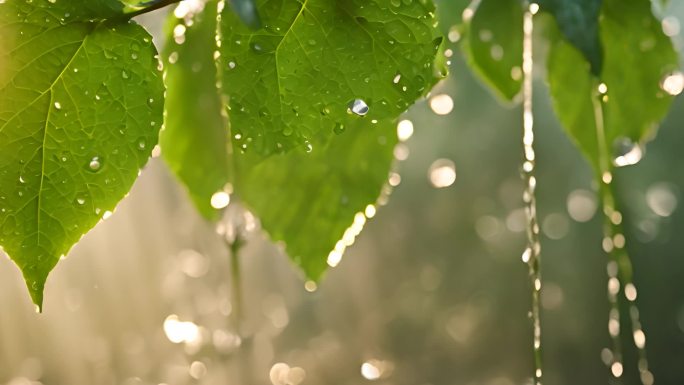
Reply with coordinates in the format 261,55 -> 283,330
1,1 -> 684,385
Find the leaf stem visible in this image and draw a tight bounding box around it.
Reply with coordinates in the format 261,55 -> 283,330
226,235 -> 244,333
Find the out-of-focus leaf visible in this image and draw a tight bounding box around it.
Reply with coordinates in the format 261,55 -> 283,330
435,0 -> 472,34
0,1 -> 164,308
538,0 -> 603,75
547,0 -> 678,173
161,0 -> 230,221
461,0 -> 523,101
217,0 -> 445,155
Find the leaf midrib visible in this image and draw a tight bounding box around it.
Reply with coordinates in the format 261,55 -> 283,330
32,24 -> 96,248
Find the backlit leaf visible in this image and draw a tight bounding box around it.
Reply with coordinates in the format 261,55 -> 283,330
217,0 -> 445,155
0,0 -> 164,308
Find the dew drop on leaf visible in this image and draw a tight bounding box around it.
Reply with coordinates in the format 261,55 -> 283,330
348,99 -> 369,116
88,156 -> 102,172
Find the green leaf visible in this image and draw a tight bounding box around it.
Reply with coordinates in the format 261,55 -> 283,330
546,0 -> 678,174
217,0 -> 445,155
0,1 -> 164,309
163,1 -> 405,280
235,120 -> 397,280
538,0 -> 603,75
461,0 -> 523,101
161,1 -> 231,221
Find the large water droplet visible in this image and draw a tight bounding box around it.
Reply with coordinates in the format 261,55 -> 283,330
88,156 -> 102,172
348,99 -> 369,116
613,137 -> 643,167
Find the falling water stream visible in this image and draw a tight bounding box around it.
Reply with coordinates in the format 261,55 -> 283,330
521,3 -> 543,385
591,85 -> 653,385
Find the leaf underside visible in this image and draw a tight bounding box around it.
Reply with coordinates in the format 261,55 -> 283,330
0,0 -> 164,308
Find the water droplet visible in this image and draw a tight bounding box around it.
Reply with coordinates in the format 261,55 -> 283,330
428,159 -> 456,188
348,99 -> 369,116
397,119 -> 414,141
612,137 -> 643,167
88,156 -> 102,172
54,101 -> 61,110
76,197 -> 85,205
210,191 -> 230,209
137,138 -> 147,150
305,141 -> 313,153
251,42 -> 263,53
122,70 -> 129,79
333,123 -> 345,134
661,71 -> 684,96
429,94 -> 453,115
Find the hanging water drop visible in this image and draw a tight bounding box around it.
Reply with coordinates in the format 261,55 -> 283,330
612,137 -> 643,167
660,71 -> 684,96
348,99 -> 369,116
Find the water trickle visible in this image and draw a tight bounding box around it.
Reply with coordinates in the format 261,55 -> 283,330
521,4 -> 543,385
591,52 -> 654,385
348,99 -> 369,116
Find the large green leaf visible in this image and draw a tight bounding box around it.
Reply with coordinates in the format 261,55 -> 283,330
0,1 -> 164,308
163,2 -> 407,280
546,0 -> 678,174
217,0 -> 445,155
461,0 -> 523,101
161,0 -> 230,220
538,0 -> 603,75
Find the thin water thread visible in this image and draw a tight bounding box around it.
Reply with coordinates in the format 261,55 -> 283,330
591,83 -> 653,385
521,3 -> 543,385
